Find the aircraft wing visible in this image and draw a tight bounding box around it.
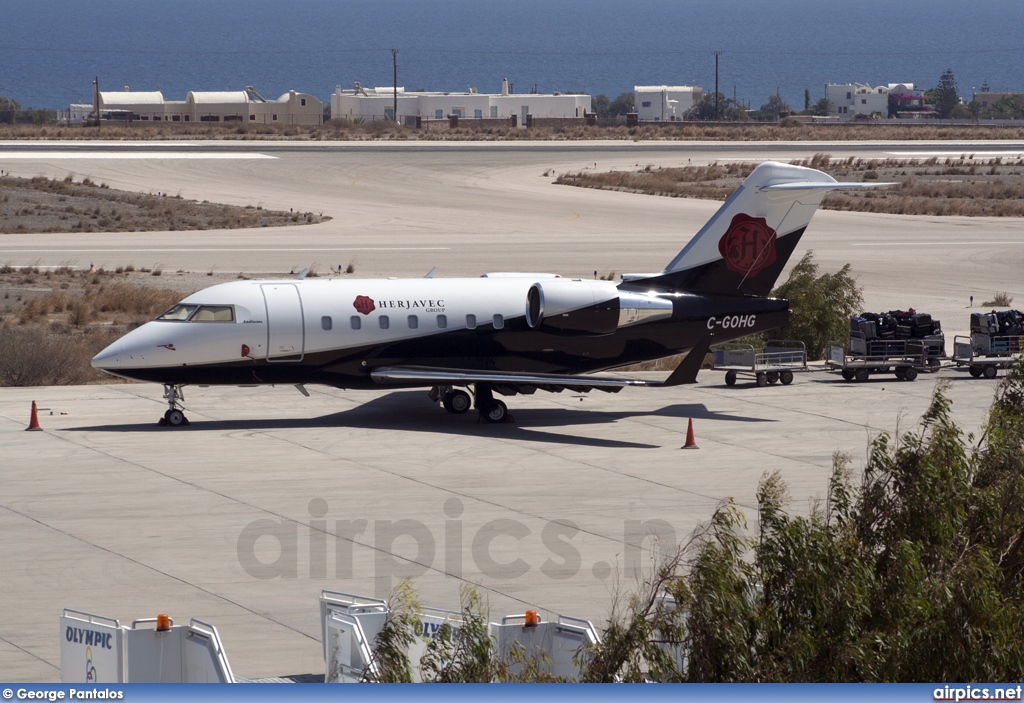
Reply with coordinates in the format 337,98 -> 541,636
370,366 -> 663,394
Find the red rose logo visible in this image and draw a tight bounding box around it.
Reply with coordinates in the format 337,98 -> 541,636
353,295 -> 376,315
718,213 -> 777,278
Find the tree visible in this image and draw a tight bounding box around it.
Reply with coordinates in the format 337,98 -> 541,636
0,96 -> 19,124
685,93 -> 747,121
810,98 -> 833,117
591,94 -> 611,118
755,94 -> 793,121
584,362 -> 1024,681
768,250 -> 862,360
934,68 -> 960,119
607,91 -> 635,117
804,89 -> 811,112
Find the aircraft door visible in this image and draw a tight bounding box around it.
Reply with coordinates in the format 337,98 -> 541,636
261,284 -> 304,361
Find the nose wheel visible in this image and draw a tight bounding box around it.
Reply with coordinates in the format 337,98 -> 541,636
158,384 -> 190,427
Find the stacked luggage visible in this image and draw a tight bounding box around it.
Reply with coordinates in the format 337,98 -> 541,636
849,309 -> 946,361
969,310 -> 1022,356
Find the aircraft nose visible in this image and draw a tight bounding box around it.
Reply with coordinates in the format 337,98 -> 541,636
91,339 -> 123,370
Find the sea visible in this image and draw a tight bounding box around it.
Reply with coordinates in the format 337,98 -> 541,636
0,0 -> 1021,113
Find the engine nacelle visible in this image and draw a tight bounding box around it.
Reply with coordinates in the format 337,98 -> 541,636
525,280 -> 674,335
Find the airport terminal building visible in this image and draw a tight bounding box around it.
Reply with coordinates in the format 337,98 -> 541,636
92,87 -> 323,124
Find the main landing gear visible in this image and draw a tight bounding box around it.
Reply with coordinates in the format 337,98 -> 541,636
430,384 -> 512,423
158,384 -> 190,427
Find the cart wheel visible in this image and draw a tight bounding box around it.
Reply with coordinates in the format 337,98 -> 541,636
928,357 -> 941,369
969,366 -> 983,378
756,372 -> 768,387
767,371 -> 780,385
724,370 -> 737,386
855,369 -> 870,383
841,369 -> 855,381
903,366 -> 918,382
984,365 -> 998,379
895,367 -> 906,380
780,370 -> 794,385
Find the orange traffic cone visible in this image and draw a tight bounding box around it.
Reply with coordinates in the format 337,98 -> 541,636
26,401 -> 42,431
681,418 -> 698,449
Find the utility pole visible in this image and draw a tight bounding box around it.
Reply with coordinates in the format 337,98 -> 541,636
713,51 -> 721,121
391,49 -> 398,124
93,76 -> 100,129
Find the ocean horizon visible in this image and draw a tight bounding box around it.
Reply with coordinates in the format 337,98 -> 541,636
1,0 -> 1021,113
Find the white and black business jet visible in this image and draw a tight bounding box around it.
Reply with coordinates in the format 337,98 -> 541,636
92,161 -> 875,426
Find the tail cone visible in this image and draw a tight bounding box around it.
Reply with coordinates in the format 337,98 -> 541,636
26,401 -> 42,431
681,417 -> 698,449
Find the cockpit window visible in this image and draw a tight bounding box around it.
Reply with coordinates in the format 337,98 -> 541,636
191,305 -> 235,323
156,304 -> 234,322
158,304 -> 198,321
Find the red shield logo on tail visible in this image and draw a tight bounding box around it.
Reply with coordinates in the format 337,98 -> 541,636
718,214 -> 777,278
353,295 -> 376,315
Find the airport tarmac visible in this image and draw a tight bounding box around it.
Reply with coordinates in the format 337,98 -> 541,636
0,369 -> 1008,681
1,139 -> 1023,681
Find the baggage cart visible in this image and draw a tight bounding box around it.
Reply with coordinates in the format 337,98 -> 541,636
952,333 -> 1023,379
710,340 -> 807,387
826,338 -> 934,382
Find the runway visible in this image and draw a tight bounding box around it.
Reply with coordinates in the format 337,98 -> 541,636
1,138 -> 1022,681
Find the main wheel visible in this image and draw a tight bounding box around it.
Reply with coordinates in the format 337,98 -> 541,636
482,399 -> 509,423
903,366 -> 918,382
443,389 -> 471,414
766,371 -> 780,385
984,365 -> 998,379
841,369 -> 855,381
855,369 -> 870,383
724,370 -> 737,386
780,370 -> 794,385
969,366 -> 983,378
164,409 -> 188,427
756,372 -> 768,387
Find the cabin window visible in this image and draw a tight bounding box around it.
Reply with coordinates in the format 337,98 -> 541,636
493,314 -> 504,329
157,304 -> 198,321
437,314 -> 447,329
322,316 -> 332,330
379,315 -> 390,330
350,316 -> 361,330
466,314 -> 476,330
408,315 -> 418,329
191,305 -> 235,322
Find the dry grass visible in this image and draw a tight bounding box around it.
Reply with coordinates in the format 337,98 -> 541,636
4,120 -> 1024,142
0,174 -> 330,233
0,266 -> 186,386
557,154 -> 1024,217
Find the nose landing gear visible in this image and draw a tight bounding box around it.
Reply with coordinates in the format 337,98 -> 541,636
158,384 -> 190,427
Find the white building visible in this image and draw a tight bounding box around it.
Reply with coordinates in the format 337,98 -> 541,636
634,85 -> 702,122
92,87 -> 322,125
825,82 -> 890,120
330,79 -> 590,124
